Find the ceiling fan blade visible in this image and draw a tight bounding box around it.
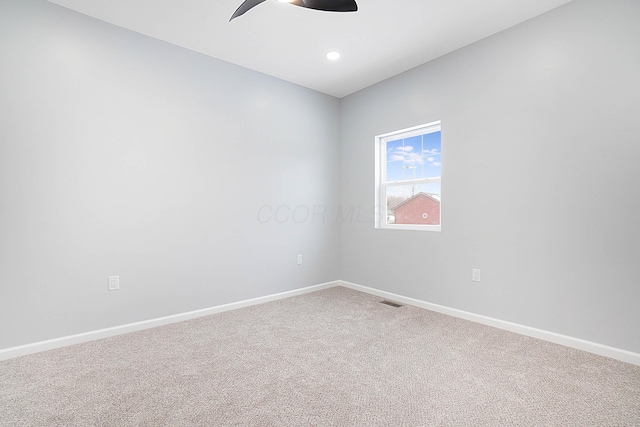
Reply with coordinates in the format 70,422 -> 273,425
291,0 -> 358,12
230,0 -> 267,21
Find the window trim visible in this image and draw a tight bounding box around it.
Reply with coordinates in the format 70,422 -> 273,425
375,120 -> 442,232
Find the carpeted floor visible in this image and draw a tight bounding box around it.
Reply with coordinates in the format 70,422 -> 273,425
1,286 -> 639,426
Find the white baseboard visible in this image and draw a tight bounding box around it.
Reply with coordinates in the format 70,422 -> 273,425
3,279 -> 639,366
0,281 -> 338,361
337,280 -> 640,366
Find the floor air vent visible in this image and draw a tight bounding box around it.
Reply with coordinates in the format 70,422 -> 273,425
380,300 -> 403,308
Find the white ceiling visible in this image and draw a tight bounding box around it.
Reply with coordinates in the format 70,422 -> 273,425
47,0 -> 573,98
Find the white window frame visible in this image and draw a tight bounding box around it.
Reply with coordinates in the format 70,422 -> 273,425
375,121 -> 442,232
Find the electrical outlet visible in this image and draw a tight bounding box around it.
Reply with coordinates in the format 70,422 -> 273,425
108,276 -> 120,291
297,254 -> 303,265
472,269 -> 481,282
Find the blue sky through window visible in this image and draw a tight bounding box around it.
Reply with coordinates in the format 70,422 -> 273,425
386,131 -> 441,183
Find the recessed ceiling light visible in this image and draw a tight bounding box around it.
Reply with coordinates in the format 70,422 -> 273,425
326,51 -> 341,61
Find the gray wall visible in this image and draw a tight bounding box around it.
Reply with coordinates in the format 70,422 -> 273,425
2,0 -> 639,356
0,0 -> 340,349
339,0 -> 640,353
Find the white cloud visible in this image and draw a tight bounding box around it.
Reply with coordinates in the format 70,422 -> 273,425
390,146 -> 422,163
396,146 -> 414,152
404,152 -> 425,166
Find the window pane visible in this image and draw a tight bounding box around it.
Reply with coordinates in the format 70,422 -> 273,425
386,139 -> 405,182
422,131 -> 442,179
401,135 -> 424,180
386,183 -> 440,225
385,131 -> 441,182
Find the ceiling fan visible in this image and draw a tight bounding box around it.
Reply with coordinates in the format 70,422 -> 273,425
230,0 -> 358,21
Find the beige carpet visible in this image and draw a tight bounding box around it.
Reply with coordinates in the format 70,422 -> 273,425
1,286 -> 639,426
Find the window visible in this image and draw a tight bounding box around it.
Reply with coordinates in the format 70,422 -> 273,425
375,121 -> 442,231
